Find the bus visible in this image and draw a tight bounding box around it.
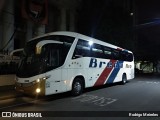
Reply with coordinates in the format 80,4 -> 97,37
15,31 -> 134,96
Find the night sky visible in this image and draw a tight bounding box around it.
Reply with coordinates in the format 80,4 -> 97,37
78,0 -> 160,60
136,0 -> 160,60
136,0 -> 160,23
78,0 -> 132,50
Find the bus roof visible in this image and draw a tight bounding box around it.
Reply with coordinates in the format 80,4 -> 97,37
29,31 -> 132,53
29,31 -> 79,41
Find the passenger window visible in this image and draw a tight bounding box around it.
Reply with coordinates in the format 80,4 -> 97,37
73,39 -> 91,59
91,44 -> 104,58
104,47 -> 112,59
120,51 -> 126,61
112,50 -> 120,60
126,53 -> 133,62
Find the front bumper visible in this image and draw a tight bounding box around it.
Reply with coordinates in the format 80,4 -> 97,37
15,80 -> 45,96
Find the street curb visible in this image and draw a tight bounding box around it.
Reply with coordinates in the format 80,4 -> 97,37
0,85 -> 15,91
0,93 -> 23,101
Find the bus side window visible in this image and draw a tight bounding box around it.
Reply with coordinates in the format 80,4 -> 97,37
120,51 -> 126,61
74,46 -> 83,58
126,53 -> 133,62
120,51 -> 133,62
73,39 -> 91,59
104,47 -> 112,59
112,49 -> 120,60
91,44 -> 104,58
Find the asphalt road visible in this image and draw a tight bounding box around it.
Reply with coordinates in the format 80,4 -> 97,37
1,74 -> 160,120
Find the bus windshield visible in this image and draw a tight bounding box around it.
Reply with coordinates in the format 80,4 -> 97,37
17,35 -> 74,78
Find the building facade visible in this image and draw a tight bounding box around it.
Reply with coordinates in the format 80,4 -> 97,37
0,0 -> 81,53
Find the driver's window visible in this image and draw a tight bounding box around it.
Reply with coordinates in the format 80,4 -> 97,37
49,49 -> 60,67
44,44 -> 60,68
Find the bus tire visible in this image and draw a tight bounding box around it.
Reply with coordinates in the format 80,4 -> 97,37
121,74 -> 127,85
71,78 -> 83,96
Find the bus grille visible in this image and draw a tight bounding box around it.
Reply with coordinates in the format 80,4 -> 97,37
17,82 -> 33,87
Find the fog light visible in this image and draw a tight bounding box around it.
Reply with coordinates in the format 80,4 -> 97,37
36,88 -> 41,93
64,80 -> 67,84
36,79 -> 40,83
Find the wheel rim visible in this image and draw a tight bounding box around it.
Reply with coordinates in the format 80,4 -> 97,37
74,82 -> 82,94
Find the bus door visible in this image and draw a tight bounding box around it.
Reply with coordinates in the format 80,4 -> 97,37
43,43 -> 63,95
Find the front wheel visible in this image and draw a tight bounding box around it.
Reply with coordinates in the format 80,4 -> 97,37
71,78 -> 83,96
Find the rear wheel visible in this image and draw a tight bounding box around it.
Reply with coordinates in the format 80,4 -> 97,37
71,78 -> 83,96
121,74 -> 127,84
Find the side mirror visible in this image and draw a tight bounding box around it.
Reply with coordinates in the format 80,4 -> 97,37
36,46 -> 42,54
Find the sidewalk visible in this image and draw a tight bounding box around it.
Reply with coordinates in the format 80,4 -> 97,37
0,74 -> 23,100
0,85 -> 23,100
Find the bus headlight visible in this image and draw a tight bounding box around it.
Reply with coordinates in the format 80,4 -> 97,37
36,88 -> 41,93
36,79 -> 41,83
36,76 -> 50,83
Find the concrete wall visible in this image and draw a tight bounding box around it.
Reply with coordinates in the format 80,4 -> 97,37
0,0 -> 81,87
0,75 -> 15,86
0,0 -> 81,52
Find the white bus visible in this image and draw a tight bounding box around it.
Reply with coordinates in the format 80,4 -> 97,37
15,31 -> 134,96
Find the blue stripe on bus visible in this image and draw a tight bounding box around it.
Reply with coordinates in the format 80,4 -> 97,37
106,61 -> 124,84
